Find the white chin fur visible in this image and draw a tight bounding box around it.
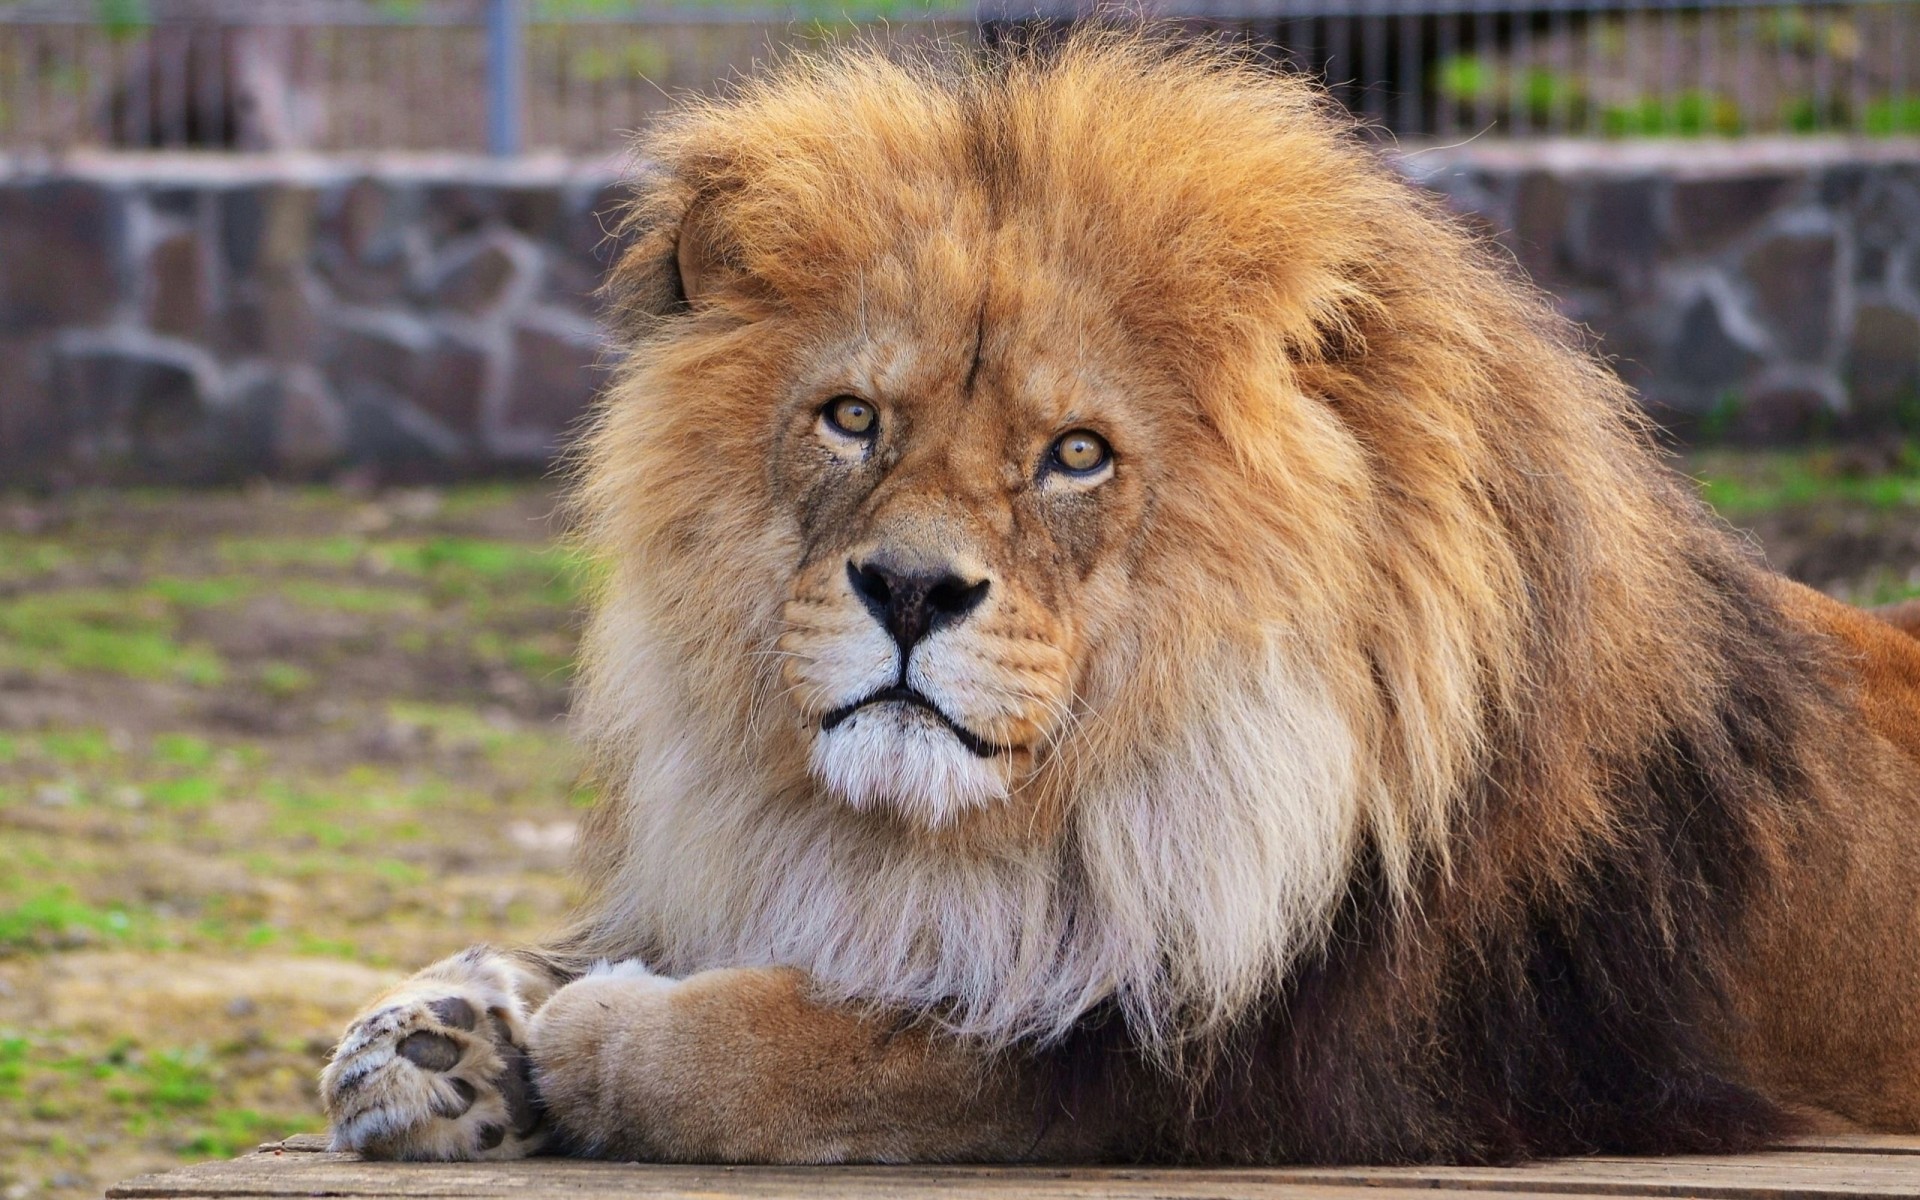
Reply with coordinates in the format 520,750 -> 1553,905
809,702 -> 1009,825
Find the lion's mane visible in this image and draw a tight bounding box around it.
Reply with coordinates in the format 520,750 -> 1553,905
560,34 -> 1851,1161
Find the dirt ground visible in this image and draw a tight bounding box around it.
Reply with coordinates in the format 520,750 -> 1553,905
1,451 -> 1918,1200
0,483 -> 586,1199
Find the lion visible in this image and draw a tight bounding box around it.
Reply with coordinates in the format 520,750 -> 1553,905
316,33 -> 1920,1165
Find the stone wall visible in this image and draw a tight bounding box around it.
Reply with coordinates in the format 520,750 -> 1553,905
1408,139 -> 1920,442
0,153 -> 625,486
1,141 -> 1918,485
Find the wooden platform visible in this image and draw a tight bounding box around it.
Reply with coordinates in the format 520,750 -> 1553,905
107,1133 -> 1920,1199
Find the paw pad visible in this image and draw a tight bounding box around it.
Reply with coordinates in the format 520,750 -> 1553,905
427,997 -> 477,1031
397,1030 -> 462,1072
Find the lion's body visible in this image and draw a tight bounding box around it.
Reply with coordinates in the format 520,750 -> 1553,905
317,34 -> 1920,1165
1728,584 -> 1920,1133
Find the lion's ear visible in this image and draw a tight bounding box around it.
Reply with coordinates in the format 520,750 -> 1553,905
608,180 -> 742,322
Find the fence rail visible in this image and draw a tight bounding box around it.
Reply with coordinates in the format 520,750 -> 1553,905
0,0 -> 1913,151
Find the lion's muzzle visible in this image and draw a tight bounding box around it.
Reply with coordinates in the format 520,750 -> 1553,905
845,556 -> 990,653
822,684 -> 1007,759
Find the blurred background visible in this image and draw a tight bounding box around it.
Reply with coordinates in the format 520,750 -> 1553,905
0,2 -> 1916,1197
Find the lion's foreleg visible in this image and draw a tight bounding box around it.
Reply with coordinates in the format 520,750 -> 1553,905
529,963 -> 1072,1162
320,945 -> 574,1160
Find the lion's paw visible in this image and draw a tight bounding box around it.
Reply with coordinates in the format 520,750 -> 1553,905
321,952 -> 547,1161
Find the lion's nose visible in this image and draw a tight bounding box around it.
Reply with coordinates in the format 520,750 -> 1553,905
846,558 -> 989,652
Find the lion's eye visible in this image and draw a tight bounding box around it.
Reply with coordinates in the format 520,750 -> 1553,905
1049,430 -> 1111,475
822,396 -> 877,439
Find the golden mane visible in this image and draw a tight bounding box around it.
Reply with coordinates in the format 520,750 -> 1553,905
561,32 -> 1812,1050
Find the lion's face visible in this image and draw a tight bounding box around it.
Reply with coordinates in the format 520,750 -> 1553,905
570,39 -> 1639,1040
768,290 -> 1161,826
580,47 -> 1415,862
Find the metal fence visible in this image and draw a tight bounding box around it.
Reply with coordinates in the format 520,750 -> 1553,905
0,0 -> 1914,151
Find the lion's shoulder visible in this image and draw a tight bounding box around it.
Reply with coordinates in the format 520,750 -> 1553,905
1778,580 -> 1920,764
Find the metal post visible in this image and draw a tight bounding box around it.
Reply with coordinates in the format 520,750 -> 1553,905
486,0 -> 523,156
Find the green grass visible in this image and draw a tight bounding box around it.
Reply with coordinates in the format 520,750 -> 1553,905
0,538 -> 73,581
0,590 -> 226,685
280,581 -> 426,615
147,577 -> 255,608
146,775 -> 219,809
38,729 -> 116,765
1695,456 -> 1920,516
114,1049 -> 217,1112
212,533 -> 591,611
216,536 -> 371,571
0,888 -> 145,954
0,1035 -> 28,1098
152,734 -> 216,770
0,1032 -> 319,1159
257,662 -> 315,696
178,1108 -> 319,1159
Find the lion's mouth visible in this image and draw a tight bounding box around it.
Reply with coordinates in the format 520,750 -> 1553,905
820,686 -> 1007,759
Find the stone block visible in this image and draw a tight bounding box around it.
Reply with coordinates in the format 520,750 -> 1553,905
1665,292 -> 1761,392
1818,165 -> 1872,208
568,183 -> 631,261
220,184 -> 317,279
48,340 -> 254,483
149,187 -> 200,219
1743,233 -> 1837,362
413,333 -> 490,435
325,321 -> 420,399
0,182 -> 124,334
545,183 -> 630,311
500,323 -> 607,451
427,241 -> 519,315
422,183 -> 502,246
1729,379 -> 1835,444
220,274 -> 318,362
264,371 -> 349,475
1856,245 -> 1890,287
1571,178 -> 1662,293
502,186 -> 564,240
1852,177 -> 1920,252
0,337 -> 58,473
324,319 -> 488,439
1422,168 -> 1511,231
53,341 -> 202,430
1666,174 -> 1797,256
1845,303 -> 1920,427
1507,170 -> 1570,281
314,178 -> 417,305
336,388 -> 463,473
148,230 -> 209,341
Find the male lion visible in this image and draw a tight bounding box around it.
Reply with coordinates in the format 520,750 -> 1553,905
319,34 -> 1920,1164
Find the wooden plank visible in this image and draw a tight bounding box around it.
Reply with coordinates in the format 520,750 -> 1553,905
1787,1138 -> 1920,1157
1279,1154 -> 1920,1198
105,1151 -> 1594,1200
107,1136 -> 1920,1200
109,1167 -> 1599,1200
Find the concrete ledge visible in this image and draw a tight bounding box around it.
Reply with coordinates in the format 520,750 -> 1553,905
0,149 -> 631,188
1401,136 -> 1920,177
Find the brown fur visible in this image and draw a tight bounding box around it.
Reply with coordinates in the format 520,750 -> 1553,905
319,33 -> 1920,1164
1723,583 -> 1920,1130
1877,597 -> 1920,642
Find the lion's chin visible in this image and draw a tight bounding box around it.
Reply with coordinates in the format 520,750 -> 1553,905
808,702 -> 1011,826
